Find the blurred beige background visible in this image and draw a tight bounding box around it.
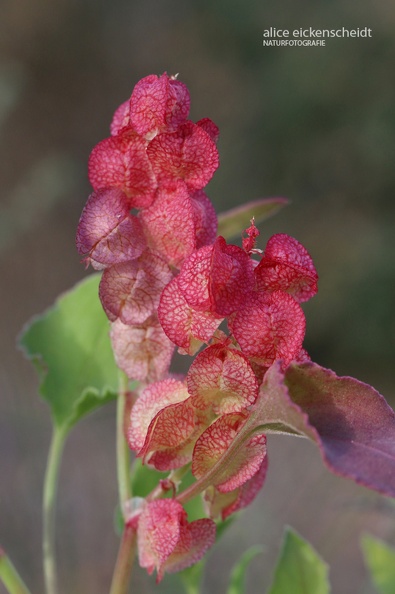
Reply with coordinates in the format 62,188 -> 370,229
1,1 -> 395,592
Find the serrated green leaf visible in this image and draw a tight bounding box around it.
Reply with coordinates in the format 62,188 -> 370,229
19,274 -> 119,431
361,534 -> 395,594
227,545 -> 263,594
217,198 -> 288,240
267,527 -> 330,594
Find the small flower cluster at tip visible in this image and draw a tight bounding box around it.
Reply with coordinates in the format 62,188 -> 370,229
76,72 -> 319,581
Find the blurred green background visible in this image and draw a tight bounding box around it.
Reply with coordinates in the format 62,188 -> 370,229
1,1 -> 395,593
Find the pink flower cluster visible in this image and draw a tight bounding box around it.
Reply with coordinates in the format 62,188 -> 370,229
76,73 -> 318,580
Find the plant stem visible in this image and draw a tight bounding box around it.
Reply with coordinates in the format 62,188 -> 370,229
109,524 -> 137,594
43,426 -> 67,594
117,372 -> 132,515
0,549 -> 32,594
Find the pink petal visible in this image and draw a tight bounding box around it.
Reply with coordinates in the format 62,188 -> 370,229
128,378 -> 189,452
130,73 -> 190,138
88,129 -> 157,208
230,291 -> 306,367
255,233 -> 318,302
187,343 -> 258,414
99,250 -> 173,324
192,412 -> 267,492
110,317 -> 174,383
158,278 -> 223,355
190,189 -> 218,249
177,237 -> 255,316
76,188 -> 146,269
110,100 -> 131,135
139,182 -> 196,267
147,121 -> 219,190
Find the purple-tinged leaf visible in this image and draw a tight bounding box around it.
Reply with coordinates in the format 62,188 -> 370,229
254,362 -> 395,498
217,197 -> 288,241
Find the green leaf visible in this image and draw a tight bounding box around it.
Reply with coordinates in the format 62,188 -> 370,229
19,274 -> 119,432
130,458 -> 167,498
217,197 -> 288,240
227,545 -> 263,594
361,534 -> 395,594
267,527 -> 330,594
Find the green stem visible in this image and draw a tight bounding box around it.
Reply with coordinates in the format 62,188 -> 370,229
0,549 -> 32,594
43,426 -> 67,594
109,524 -> 137,594
117,372 -> 132,515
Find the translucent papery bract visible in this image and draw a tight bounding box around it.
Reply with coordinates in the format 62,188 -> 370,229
110,317 -> 174,383
129,378 -> 190,452
158,278 -> 223,356
110,100 -> 131,135
137,499 -> 216,582
88,129 -> 157,208
192,412 -> 267,493
140,400 -> 210,471
230,290 -> 306,367
177,237 -> 255,316
161,516 -> 216,578
130,73 -> 190,139
137,499 -> 184,578
195,118 -> 220,144
204,455 -> 268,520
99,250 -> 173,324
255,233 -> 318,302
191,189 -> 218,249
187,343 -> 258,415
76,188 -> 146,269
140,182 -> 196,267
147,121 -> 219,191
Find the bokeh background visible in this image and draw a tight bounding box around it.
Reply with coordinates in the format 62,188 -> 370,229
1,1 -> 395,593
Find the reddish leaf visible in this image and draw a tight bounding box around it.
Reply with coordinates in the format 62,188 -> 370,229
76,188 -> 146,269
99,251 -> 172,324
140,182 -> 196,267
250,362 -> 395,498
192,412 -> 267,493
230,291 -> 306,366
147,121 -> 219,190
130,73 -> 190,138
158,278 -> 223,355
88,129 -> 157,207
111,317 -> 174,383
187,343 -> 258,415
255,234 -> 318,302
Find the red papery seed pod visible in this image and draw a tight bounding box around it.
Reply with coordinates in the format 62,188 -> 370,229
230,290 -> 306,367
76,188 -> 146,269
187,343 -> 258,415
255,233 -> 318,302
88,129 -> 157,208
